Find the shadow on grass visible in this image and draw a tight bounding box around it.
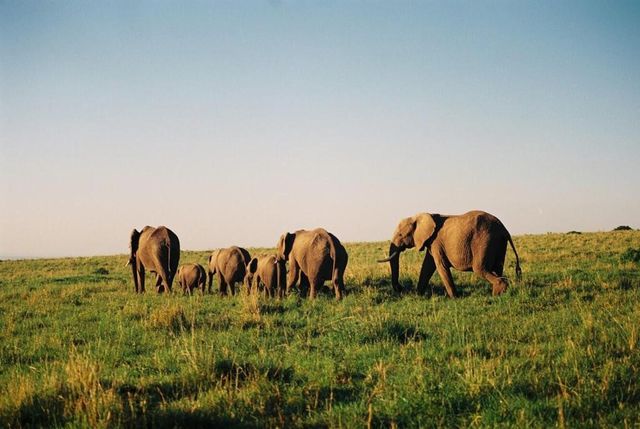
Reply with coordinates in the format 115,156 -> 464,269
259,302 -> 287,315
111,361 -> 296,426
4,392 -> 65,428
617,277 -> 636,291
51,274 -> 111,285
390,281 -> 480,299
362,320 -> 429,345
149,409 -> 255,429
213,359 -> 295,384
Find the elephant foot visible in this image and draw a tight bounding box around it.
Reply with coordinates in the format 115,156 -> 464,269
492,279 -> 508,296
416,284 -> 428,295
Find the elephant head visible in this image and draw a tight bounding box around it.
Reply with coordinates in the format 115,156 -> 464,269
276,232 -> 295,263
378,213 -> 437,292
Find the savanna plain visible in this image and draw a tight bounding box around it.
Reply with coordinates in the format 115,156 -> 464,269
1,231 -> 639,428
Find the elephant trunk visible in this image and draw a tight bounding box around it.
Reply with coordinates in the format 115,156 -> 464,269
130,257 -> 139,293
244,272 -> 252,291
129,229 -> 140,293
388,243 -> 402,292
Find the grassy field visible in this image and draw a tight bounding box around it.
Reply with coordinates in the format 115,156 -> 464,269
1,231 -> 639,428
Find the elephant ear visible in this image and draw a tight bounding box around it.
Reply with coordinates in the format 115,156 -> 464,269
130,229 -> 140,257
240,248 -> 251,265
277,232 -> 295,260
248,257 -> 258,274
208,251 -> 219,272
413,213 -> 437,252
284,233 -> 295,258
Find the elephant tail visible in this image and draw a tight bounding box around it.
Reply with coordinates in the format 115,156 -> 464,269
507,233 -> 522,280
327,233 -> 339,284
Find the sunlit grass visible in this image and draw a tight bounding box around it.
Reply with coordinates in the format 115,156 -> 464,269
1,231 -> 639,427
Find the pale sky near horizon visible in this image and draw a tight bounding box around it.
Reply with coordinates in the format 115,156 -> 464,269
1,1 -> 639,258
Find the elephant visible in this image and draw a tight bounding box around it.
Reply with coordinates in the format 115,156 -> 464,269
378,211 -> 521,297
207,246 -> 251,296
176,263 -> 207,295
127,226 -> 180,294
244,255 -> 286,298
276,228 -> 348,300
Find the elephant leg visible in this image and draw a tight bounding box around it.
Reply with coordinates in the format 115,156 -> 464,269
167,274 -> 175,293
435,263 -> 457,298
259,277 -> 268,298
475,242 -> 508,295
287,262 -> 301,296
332,270 -> 345,301
256,275 -> 262,296
207,272 -> 213,294
417,253 -> 436,295
475,268 -> 509,296
268,281 -> 275,298
277,278 -> 284,299
161,270 -> 173,294
155,275 -> 164,293
492,243 -> 507,277
218,273 -> 227,296
309,276 -> 322,300
137,268 -> 146,293
339,273 -> 347,299
299,272 -> 310,297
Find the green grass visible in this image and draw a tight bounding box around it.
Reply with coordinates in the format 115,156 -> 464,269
1,231 -> 639,428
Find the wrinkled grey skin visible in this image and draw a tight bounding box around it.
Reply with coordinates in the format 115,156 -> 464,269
177,263 -> 207,295
379,210 -> 521,297
276,228 -> 348,300
207,246 -> 251,296
128,226 -> 180,294
244,255 -> 286,298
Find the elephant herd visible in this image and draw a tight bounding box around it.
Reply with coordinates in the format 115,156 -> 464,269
127,210 -> 521,300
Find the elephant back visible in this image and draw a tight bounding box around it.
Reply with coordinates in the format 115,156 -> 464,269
220,246 -> 251,283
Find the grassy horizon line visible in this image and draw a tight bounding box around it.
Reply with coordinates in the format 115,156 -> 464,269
2,229 -> 637,262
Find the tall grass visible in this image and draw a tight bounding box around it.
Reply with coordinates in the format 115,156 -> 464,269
1,231 -> 639,427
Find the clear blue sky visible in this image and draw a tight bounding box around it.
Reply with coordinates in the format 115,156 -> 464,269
1,1 -> 639,258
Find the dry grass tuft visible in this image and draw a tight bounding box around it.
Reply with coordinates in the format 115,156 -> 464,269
239,289 -> 262,326
63,349 -> 121,428
147,303 -> 189,333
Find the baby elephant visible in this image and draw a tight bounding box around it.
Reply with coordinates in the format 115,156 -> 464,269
176,263 -> 207,295
244,255 -> 286,298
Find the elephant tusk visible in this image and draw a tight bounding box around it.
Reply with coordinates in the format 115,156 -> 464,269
377,251 -> 399,263
124,260 -> 131,267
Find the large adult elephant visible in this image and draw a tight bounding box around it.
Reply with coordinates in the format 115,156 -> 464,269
207,246 -> 251,296
378,211 -> 521,297
276,228 -> 348,300
127,226 -> 180,294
